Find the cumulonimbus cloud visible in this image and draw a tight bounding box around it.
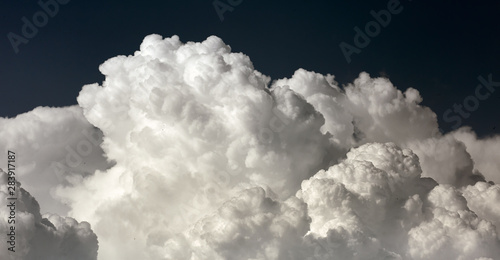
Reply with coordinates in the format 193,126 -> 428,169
1,34 -> 499,259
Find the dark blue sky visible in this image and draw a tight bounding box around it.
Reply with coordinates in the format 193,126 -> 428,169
1,0 -> 499,136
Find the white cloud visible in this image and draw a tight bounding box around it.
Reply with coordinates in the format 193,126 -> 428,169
409,184 -> 499,260
271,69 -> 440,148
450,127 -> 500,184
163,186 -> 310,260
463,181 -> 500,235
406,134 -> 479,186
0,106 -> 111,216
67,34 -> 341,259
1,34 -> 499,259
0,169 -> 98,260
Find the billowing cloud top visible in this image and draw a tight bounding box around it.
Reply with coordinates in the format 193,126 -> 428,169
1,34 -> 499,260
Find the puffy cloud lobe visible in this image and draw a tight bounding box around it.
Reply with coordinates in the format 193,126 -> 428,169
163,187 -> 310,260
450,127 -> 500,184
406,133 -> 482,186
271,69 -> 355,148
0,106 -> 110,215
0,169 -> 98,260
300,143 -> 499,260
299,143 -> 433,259
71,34 -> 339,259
343,73 -> 439,144
409,185 -> 500,260
405,125 -> 500,187
77,34 -> 336,198
272,70 -> 440,148
463,182 -> 500,234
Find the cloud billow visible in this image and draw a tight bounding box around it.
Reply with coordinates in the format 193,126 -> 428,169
0,169 -> 98,260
